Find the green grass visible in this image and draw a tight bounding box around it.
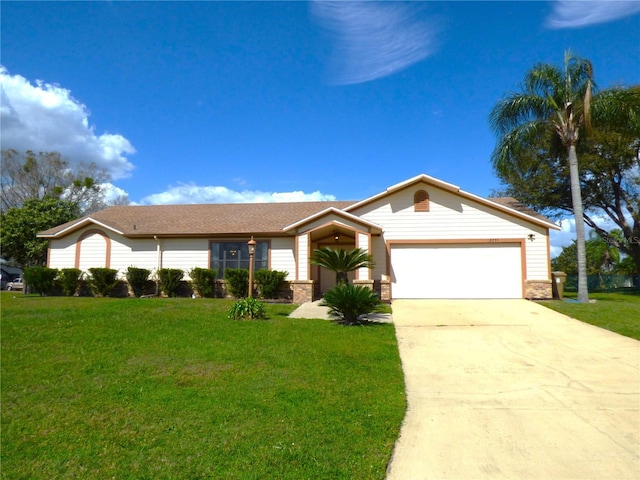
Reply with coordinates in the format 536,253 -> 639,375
1,294 -> 406,479
539,289 -> 640,340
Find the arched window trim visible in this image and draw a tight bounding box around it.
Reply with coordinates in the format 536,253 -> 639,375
414,190 -> 430,212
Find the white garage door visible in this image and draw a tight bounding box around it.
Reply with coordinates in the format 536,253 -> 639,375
390,243 -> 523,299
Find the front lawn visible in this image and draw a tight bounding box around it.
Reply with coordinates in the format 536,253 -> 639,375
1,294 -> 406,479
539,290 -> 640,340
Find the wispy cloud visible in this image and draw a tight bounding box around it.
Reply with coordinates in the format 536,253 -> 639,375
0,66 -> 135,179
140,182 -> 337,205
311,1 -> 439,85
546,0 -> 640,29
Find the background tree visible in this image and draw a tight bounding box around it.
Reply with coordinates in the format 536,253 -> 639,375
310,247 -> 374,285
0,198 -> 79,267
552,231 -> 622,275
490,52 -> 639,303
1,149 -> 124,215
492,88 -> 640,275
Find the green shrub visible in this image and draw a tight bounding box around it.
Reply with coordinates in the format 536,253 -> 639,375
228,297 -> 266,320
225,268 -> 249,298
58,268 -> 82,296
23,267 -> 59,296
321,284 -> 383,325
88,268 -> 119,296
190,267 -> 218,298
126,267 -> 152,297
254,269 -> 288,299
158,268 -> 184,297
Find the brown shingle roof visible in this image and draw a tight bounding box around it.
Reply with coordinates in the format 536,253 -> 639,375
490,197 -> 554,224
39,201 -> 356,237
39,195 -> 556,239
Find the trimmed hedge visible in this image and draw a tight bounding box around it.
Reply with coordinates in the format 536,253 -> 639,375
225,268 -> 249,298
23,267 -> 58,296
58,268 -> 82,296
254,269 -> 288,299
126,267 -> 152,298
190,267 -> 218,298
158,268 -> 184,297
88,268 -> 119,297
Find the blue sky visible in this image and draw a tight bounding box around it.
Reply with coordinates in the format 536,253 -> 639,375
1,1 -> 639,254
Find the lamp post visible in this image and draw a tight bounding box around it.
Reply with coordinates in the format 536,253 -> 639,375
247,236 -> 256,298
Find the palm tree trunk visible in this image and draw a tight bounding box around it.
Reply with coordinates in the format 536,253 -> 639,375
567,144 -> 589,303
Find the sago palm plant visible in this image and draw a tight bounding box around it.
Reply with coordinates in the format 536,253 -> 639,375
321,284 -> 383,325
310,247 -> 375,285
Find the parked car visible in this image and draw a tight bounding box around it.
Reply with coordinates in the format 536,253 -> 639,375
6,278 -> 24,291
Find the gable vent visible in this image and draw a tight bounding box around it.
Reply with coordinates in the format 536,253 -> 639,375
414,190 -> 430,212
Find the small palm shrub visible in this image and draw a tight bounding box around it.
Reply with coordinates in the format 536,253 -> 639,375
58,268 -> 82,296
254,269 -> 288,299
228,297 -> 266,320
126,267 -> 151,297
321,284 -> 383,325
23,267 -> 59,296
158,268 -> 184,297
225,268 -> 249,298
310,247 -> 375,285
190,267 -> 218,298
88,268 -> 119,296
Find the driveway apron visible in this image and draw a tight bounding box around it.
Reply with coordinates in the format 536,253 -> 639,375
386,299 -> 640,480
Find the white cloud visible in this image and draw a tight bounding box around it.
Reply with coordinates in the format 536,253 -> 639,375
101,183 -> 129,203
550,218 -> 577,258
546,0 -> 640,28
549,212 -> 629,258
0,66 -> 135,179
140,182 -> 337,205
311,1 -> 439,85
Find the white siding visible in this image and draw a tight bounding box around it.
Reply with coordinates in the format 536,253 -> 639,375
78,233 -> 107,271
158,238 -> 209,280
109,237 -> 158,277
357,232 -> 370,280
353,185 -> 551,281
48,235 -> 79,270
297,233 -> 309,280
369,235 -> 388,281
270,237 -> 296,280
298,213 -> 370,232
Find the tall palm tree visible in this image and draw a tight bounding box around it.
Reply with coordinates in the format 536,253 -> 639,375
310,247 -> 375,286
490,52 -> 596,303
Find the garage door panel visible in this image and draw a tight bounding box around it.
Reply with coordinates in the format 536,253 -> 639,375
391,243 -> 522,299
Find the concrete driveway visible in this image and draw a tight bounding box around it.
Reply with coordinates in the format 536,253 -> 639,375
386,300 -> 640,480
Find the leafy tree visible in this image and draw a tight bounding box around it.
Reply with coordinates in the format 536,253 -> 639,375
490,52 -> 639,303
552,232 -> 621,275
493,116 -> 640,276
310,247 -> 374,285
0,198 -> 79,267
1,149 -> 117,215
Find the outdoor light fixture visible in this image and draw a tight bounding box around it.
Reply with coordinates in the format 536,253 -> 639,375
528,234 -> 535,242
334,233 -> 340,243
247,236 -> 256,298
